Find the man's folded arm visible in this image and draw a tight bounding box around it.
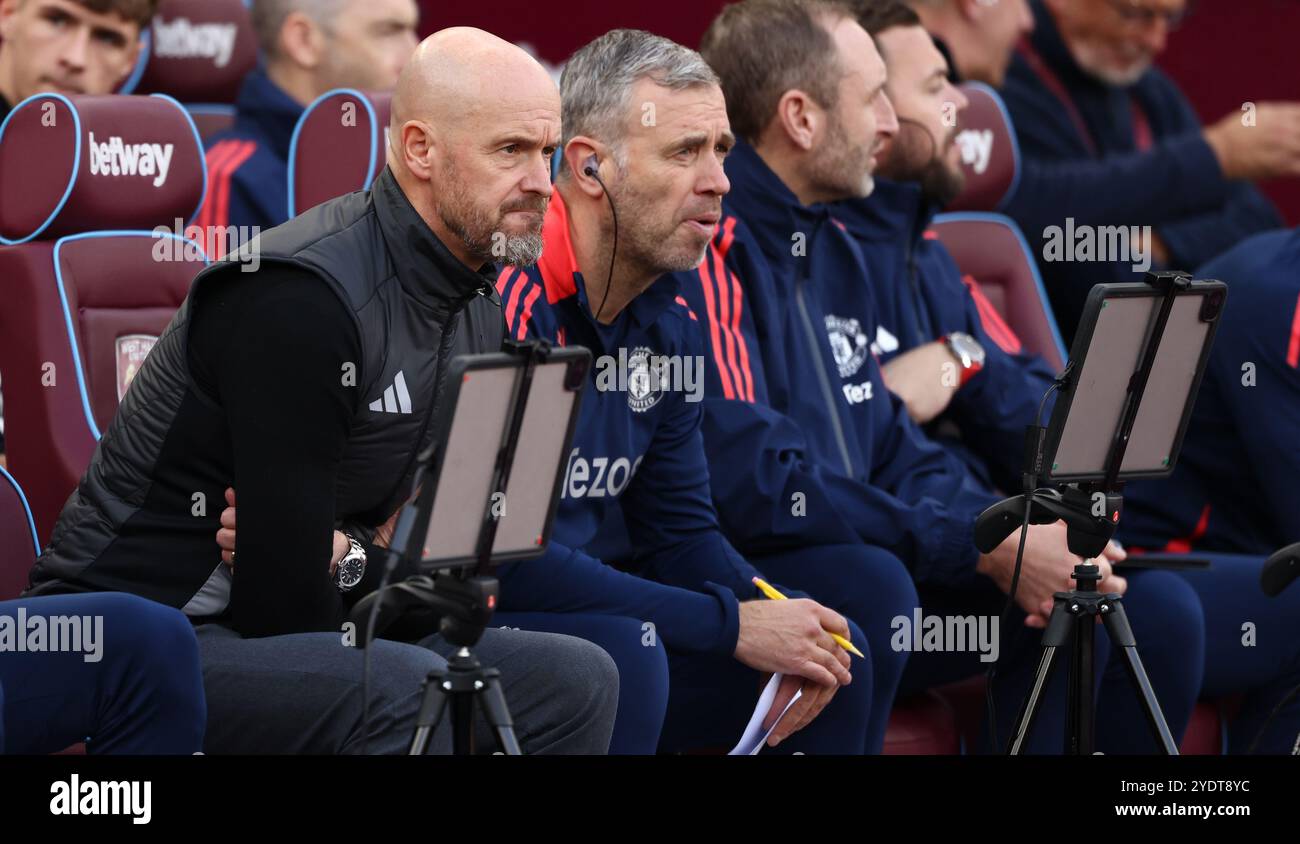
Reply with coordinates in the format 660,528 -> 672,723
206,269 -> 361,637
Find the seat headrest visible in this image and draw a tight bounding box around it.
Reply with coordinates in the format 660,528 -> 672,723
946,82 -> 1021,213
128,0 -> 258,104
289,89 -> 392,218
0,93 -> 205,244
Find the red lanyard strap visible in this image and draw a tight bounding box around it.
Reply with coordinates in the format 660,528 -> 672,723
1017,38 -> 1152,156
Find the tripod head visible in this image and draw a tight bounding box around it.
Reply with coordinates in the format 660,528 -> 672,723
349,571 -> 499,648
975,485 -> 1122,562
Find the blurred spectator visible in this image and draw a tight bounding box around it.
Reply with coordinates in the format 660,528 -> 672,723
908,0 -> 1034,85
994,0 -> 1298,339
195,0 -> 418,237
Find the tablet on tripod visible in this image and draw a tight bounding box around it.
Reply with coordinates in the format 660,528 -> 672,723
1040,277 -> 1227,485
974,271 -> 1228,755
410,345 -> 590,573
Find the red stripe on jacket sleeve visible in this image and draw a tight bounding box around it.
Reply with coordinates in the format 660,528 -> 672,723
696,255 -> 738,400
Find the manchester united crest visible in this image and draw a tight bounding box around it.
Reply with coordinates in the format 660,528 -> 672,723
824,314 -> 870,378
625,346 -> 669,413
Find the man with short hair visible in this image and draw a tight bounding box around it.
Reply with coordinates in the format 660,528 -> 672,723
0,0 -> 153,120
27,28 -> 619,755
834,0 -> 1205,753
196,0 -> 420,234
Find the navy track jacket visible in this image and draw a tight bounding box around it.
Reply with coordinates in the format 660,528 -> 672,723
673,143 -> 1000,588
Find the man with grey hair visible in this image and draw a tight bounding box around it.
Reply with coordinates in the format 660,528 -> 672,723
196,0 -> 420,236
997,0 -> 1299,338
490,27 -> 879,754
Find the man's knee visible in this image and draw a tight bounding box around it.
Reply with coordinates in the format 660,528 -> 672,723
541,632 -> 621,725
590,615 -> 670,698
94,593 -> 206,721
838,545 -> 920,616
100,593 -> 201,662
1125,570 -> 1206,655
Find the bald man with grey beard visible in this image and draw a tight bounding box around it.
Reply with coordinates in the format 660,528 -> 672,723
28,28 -> 618,755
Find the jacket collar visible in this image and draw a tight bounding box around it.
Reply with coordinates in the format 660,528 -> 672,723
538,188 -> 681,342
233,67 -> 304,162
831,177 -> 940,249
723,141 -> 842,266
371,166 -> 499,309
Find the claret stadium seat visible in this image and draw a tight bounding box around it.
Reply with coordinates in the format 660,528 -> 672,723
288,89 -> 392,219
0,467 -> 39,601
930,82 -> 1067,371
121,0 -> 259,140
0,93 -> 209,542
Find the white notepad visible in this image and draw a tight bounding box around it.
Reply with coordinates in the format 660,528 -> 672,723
729,673 -> 804,755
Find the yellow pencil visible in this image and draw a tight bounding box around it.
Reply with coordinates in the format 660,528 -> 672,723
751,577 -> 864,658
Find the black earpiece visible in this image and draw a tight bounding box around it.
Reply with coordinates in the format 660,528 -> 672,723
579,152 -> 617,324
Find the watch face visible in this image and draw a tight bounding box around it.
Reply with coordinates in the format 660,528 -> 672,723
950,332 -> 985,366
336,556 -> 365,590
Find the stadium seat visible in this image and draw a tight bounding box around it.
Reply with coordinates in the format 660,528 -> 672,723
121,0 -> 259,140
946,82 -> 1020,215
930,213 -> 1067,371
0,466 -> 39,601
288,89 -> 392,219
923,82 -> 1067,371
0,93 -> 208,541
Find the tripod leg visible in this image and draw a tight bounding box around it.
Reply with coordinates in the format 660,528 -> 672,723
1007,602 -> 1073,754
1101,601 -> 1179,755
1065,605 -> 1096,755
451,688 -> 476,755
476,669 -> 523,756
409,672 -> 451,755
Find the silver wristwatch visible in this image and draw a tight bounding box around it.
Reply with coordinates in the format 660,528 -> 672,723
333,534 -> 367,592
943,331 -> 986,386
